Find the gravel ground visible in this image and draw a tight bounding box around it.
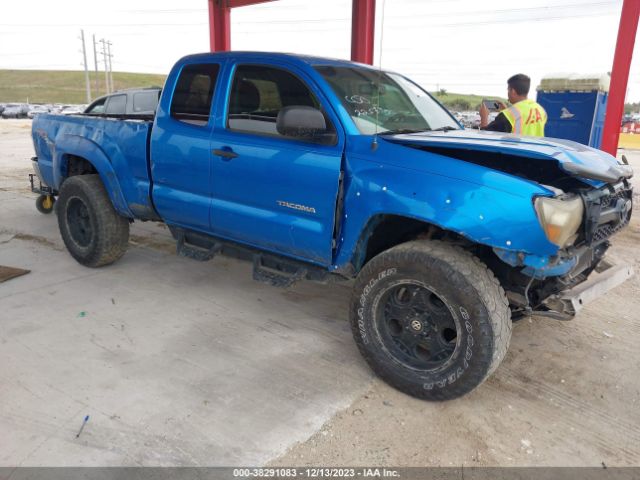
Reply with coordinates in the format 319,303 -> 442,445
1,119 -> 639,467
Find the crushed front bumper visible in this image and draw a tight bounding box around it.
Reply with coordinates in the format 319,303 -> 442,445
540,260 -> 634,320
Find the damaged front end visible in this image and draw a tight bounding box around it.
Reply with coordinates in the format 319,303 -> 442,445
378,130 -> 635,320
494,179 -> 634,320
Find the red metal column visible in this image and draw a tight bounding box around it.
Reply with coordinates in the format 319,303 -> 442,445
208,0 -> 231,52
601,0 -> 640,155
351,0 -> 376,64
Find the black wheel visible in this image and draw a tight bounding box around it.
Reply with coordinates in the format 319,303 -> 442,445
57,174 -> 130,267
35,194 -> 55,214
350,240 -> 511,401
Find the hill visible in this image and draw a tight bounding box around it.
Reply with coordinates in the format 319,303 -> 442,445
0,69 -> 167,104
3,69 -> 635,114
431,92 -> 505,111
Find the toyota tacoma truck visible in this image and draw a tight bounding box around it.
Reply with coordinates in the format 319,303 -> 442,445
30,52 -> 634,400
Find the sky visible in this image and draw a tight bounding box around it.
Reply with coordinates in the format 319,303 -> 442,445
1,0 -> 638,101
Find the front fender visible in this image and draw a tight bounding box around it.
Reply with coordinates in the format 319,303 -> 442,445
334,139 -> 560,271
53,134 -> 132,217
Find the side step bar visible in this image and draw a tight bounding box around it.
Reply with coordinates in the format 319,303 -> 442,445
172,226 -> 336,288
176,233 -> 221,261
253,255 -> 308,288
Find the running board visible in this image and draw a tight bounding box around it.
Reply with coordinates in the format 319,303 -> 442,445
170,226 -> 338,288
252,254 -> 308,288
176,232 -> 221,261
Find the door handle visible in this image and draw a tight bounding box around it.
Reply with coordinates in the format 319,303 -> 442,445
213,147 -> 238,160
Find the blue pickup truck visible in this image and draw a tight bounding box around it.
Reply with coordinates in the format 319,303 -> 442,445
30,52 -> 634,400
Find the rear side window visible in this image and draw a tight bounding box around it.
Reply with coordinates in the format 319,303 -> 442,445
105,94 -> 126,115
171,64 -> 220,126
133,90 -> 160,113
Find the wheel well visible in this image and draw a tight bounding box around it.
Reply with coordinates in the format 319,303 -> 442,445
355,214 -> 471,270
65,155 -> 97,177
353,214 -> 524,307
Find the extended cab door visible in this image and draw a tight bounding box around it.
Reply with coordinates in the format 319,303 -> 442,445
151,61 -> 222,231
209,62 -> 344,266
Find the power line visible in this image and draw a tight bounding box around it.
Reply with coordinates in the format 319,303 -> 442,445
79,29 -> 91,103
0,2 -> 619,29
99,38 -> 112,93
93,34 -> 99,96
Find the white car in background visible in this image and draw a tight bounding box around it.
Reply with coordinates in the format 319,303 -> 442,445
27,104 -> 51,119
1,103 -> 29,118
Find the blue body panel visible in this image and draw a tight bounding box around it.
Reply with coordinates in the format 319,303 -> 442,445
32,114 -> 154,219
333,135 -> 558,270
150,57 -> 225,232
31,51 -> 628,279
207,56 -> 345,265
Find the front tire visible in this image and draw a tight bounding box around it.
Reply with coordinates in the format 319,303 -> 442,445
57,174 -> 129,267
350,240 -> 511,401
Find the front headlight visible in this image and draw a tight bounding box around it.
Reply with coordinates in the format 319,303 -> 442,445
534,195 -> 584,247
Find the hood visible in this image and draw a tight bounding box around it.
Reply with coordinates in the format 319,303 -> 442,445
384,129 -> 633,184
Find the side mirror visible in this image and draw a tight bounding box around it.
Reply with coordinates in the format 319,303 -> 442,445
276,105 -> 327,139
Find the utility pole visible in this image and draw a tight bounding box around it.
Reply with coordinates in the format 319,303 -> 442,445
92,34 -> 99,95
100,38 -> 110,93
106,41 -> 114,92
79,29 -> 91,103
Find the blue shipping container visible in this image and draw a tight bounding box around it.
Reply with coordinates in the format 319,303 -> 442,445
536,90 -> 607,149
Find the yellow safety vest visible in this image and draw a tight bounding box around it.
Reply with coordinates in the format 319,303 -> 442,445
501,99 -> 547,137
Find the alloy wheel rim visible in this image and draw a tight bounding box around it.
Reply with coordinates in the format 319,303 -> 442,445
66,197 -> 94,248
375,282 -> 459,371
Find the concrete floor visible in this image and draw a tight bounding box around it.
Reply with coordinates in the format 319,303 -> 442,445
0,192 -> 376,466
1,120 -> 639,467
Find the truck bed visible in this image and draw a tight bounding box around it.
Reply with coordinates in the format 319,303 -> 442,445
32,113 -> 156,219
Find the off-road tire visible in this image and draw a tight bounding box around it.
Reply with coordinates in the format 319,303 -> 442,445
57,174 -> 129,267
350,240 -> 511,401
35,194 -> 55,214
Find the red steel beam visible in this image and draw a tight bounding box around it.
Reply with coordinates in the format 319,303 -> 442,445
228,0 -> 275,7
601,0 -> 640,155
351,0 -> 376,64
208,0 -> 231,51
208,0 -> 276,52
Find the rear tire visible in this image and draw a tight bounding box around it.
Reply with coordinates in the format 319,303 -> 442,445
350,240 -> 511,401
57,174 -> 129,267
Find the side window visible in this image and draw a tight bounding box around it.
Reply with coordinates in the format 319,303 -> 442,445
227,64 -> 335,144
133,90 -> 160,113
171,63 -> 220,126
105,94 -> 126,115
85,98 -> 106,114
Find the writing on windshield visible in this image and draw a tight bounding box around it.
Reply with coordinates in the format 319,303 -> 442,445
314,66 -> 460,135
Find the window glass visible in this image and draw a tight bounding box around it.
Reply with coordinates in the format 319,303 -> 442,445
171,64 -> 220,126
104,94 -> 126,115
133,90 -> 160,113
85,98 -> 106,114
227,64 -> 335,144
315,66 -> 459,135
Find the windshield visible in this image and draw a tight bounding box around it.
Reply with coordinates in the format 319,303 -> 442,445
314,66 -> 460,135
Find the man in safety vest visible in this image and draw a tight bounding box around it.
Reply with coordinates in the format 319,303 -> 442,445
479,74 -> 547,136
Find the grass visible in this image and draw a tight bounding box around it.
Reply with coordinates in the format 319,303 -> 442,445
430,92 -> 506,111
0,69 -> 167,104
1,69 -> 506,112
